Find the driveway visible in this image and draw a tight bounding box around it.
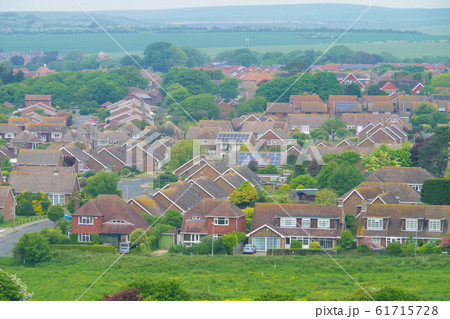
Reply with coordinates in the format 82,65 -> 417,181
73,114 -> 93,128
0,220 -> 54,257
118,176 -> 156,200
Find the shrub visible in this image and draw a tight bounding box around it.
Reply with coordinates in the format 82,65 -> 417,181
13,232 -> 51,264
121,168 -> 131,176
290,240 -> 303,249
309,241 -> 320,250
220,232 -> 246,255
0,269 -> 32,301
356,245 -> 372,254
55,219 -> 72,236
339,229 -> 354,250
386,242 -> 403,256
130,228 -> 147,248
40,227 -> 70,244
254,291 -> 296,301
50,244 -> 115,253
70,233 -> 78,244
103,289 -> 143,301
129,279 -> 191,301
344,287 -> 422,301
169,244 -> 193,255
47,205 -> 65,223
16,201 -> 35,216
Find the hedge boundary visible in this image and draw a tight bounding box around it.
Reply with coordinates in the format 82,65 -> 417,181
50,244 -> 115,253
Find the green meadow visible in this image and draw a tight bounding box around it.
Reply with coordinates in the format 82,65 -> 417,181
0,252 -> 449,301
1,31 -> 448,58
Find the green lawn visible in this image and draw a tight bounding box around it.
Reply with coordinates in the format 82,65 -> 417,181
0,252 -> 448,301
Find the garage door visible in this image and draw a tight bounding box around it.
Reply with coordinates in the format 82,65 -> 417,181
252,237 -> 281,251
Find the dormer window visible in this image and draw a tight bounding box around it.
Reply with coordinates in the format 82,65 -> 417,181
280,217 -> 296,228
189,216 -> 204,221
318,219 -> 330,228
428,219 -> 441,231
405,219 -> 418,231
367,218 -> 383,230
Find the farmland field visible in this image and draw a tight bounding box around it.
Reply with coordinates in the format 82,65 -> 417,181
1,31 -> 449,59
0,252 -> 449,301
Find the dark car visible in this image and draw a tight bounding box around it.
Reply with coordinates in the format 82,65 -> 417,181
243,244 -> 257,254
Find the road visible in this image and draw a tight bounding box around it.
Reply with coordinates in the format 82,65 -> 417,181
72,114 -> 93,128
0,220 -> 54,257
118,176 -> 156,200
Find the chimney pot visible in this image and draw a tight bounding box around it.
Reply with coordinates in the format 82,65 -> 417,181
75,197 -> 80,211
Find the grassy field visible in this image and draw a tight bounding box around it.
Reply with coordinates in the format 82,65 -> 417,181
0,252 -> 449,301
1,31 -> 448,59
0,215 -> 47,228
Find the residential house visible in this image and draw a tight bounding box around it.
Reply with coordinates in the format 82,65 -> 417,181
188,177 -> 229,199
328,95 -> 361,117
21,103 -> 57,117
216,131 -> 256,157
198,120 -> 233,132
340,113 -> 392,133
337,73 -> 368,89
362,96 -> 395,114
153,181 -> 205,214
24,94 -> 51,107
365,167 -> 437,192
180,198 -> 247,245
9,166 -> 80,205
266,102 -> 292,119
119,122 -> 141,139
394,95 -> 427,119
72,194 -> 150,247
247,203 -> 343,251
94,130 -> 129,149
16,149 -> 63,167
10,130 -> 42,149
127,193 -> 167,216
286,114 -> 330,133
257,129 -> 296,150
289,94 -> 327,114
0,124 -> 20,142
357,204 -> 450,248
25,123 -> 66,143
0,186 -> 16,223
60,145 -> 91,173
381,82 -> 398,95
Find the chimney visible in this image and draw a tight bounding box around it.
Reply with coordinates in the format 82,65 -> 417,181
143,190 -> 147,196
75,197 -> 80,211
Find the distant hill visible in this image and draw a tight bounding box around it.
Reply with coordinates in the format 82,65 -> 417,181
14,4 -> 450,34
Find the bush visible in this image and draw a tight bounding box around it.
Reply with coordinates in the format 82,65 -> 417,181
290,240 -> 303,249
0,269 -> 32,301
220,232 -> 246,255
103,289 -> 142,301
344,286 -> 422,301
309,241 -> 320,250
386,242 -> 403,256
16,201 -> 35,216
254,291 -> 296,301
70,233 -> 78,244
13,232 -> 51,264
339,229 -> 354,250
128,279 -> 191,301
49,244 -> 115,253
121,168 -> 131,176
356,245 -> 373,254
55,219 -> 72,235
266,249 -> 336,256
40,227 -> 70,244
169,244 -> 193,255
47,205 -> 65,223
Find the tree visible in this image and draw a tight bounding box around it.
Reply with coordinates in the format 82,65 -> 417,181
236,97 -> 266,116
421,179 -> 450,205
81,171 -> 120,199
339,230 -> 354,250
345,215 -> 358,235
366,84 -> 388,96
120,54 -> 143,68
180,47 -> 208,68
343,82 -> 361,97
162,209 -> 183,228
153,171 -> 179,189
415,126 -> 449,176
362,151 -> 400,171
13,232 -> 50,264
162,68 -> 216,96
179,94 -> 219,121
320,118 -> 347,141
327,164 -> 365,196
344,287 -> 422,301
130,228 -> 148,248
326,45 -> 353,63
289,174 -> 317,189
314,188 -> 338,205
16,200 -> 35,217
143,42 -> 187,72
0,269 -> 32,301
218,78 -> 239,101
167,139 -> 193,171
247,160 -> 259,172
242,207 -> 254,231
10,55 -> 25,66
230,181 -> 258,207
398,84 -> 411,95
47,205 -> 65,223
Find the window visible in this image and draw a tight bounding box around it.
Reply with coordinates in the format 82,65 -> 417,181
318,238 -> 333,249
252,237 -> 280,251
386,237 -> 402,245
406,219 -> 418,231
318,219 -> 330,228
105,220 -> 131,225
52,132 -> 62,138
409,184 -> 421,192
367,218 -> 383,230
280,218 -> 296,228
370,238 -> 381,247
213,217 -> 229,226
79,162 -> 83,170
428,219 -> 441,231
267,139 -> 273,145
48,194 -> 65,205
113,140 -> 119,145
302,218 -> 310,228
202,139 -> 208,144
79,216 -> 93,225
78,233 -> 92,242
5,133 -> 14,138
266,237 -> 280,250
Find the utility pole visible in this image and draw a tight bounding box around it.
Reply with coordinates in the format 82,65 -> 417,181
211,222 -> 215,256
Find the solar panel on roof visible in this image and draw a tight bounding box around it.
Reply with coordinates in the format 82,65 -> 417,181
336,102 -> 356,111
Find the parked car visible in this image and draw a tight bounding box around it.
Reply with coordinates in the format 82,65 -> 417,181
119,242 -> 130,254
243,244 -> 257,254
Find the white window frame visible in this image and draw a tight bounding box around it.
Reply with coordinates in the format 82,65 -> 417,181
428,219 -> 441,231
367,218 -> 383,230
405,219 -> 418,231
318,219 -> 330,228
280,217 -> 296,228
79,216 -> 94,225
51,132 -> 62,138
5,133 -> 14,138
78,233 -> 92,242
302,218 -> 310,228
386,237 -> 402,245
213,217 -> 229,226
370,237 -> 381,247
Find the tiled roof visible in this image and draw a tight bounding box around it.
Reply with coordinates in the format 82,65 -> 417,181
266,102 -> 292,113
9,169 -> 78,194
366,167 -> 436,184
190,177 -> 229,199
287,114 -> 330,127
17,149 -> 61,166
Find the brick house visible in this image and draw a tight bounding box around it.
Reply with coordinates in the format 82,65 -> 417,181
16,149 -> 63,167
247,203 -> 343,251
357,204 -> 450,248
72,194 -> 150,247
365,167 -> 436,192
24,94 -> 52,107
180,198 -> 247,246
266,102 -> 292,119
0,186 -> 16,223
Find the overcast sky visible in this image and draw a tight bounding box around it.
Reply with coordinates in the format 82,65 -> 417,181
1,0 -> 449,11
